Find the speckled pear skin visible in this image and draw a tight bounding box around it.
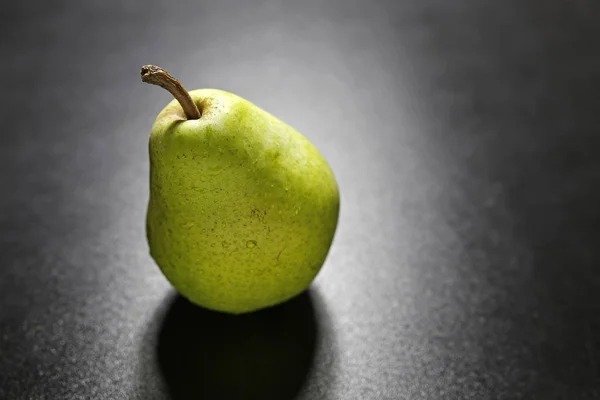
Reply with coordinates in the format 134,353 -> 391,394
146,89 -> 339,314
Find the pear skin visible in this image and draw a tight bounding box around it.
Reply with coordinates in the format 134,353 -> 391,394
147,88 -> 339,314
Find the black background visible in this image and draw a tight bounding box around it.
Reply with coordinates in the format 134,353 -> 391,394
1,1 -> 600,399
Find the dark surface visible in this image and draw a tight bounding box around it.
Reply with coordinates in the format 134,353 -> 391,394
149,292 -> 318,400
1,0 -> 600,399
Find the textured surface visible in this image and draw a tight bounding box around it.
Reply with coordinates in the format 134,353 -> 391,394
147,89 -> 339,313
1,0 -> 600,399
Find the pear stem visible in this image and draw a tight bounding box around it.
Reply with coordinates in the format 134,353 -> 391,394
141,65 -> 201,120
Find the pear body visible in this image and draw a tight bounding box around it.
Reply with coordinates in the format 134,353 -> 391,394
147,89 -> 339,314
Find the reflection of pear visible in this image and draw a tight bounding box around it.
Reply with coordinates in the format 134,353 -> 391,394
142,65 -> 340,314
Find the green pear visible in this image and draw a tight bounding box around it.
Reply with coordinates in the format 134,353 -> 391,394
141,65 -> 339,314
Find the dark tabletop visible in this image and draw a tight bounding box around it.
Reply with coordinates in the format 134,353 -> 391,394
1,1 -> 600,399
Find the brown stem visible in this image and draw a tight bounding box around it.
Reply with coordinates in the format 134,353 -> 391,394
141,65 -> 201,120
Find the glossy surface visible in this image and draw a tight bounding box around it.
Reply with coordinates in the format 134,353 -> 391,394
147,89 -> 339,313
1,0 -> 599,399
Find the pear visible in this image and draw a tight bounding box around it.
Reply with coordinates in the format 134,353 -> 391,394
141,65 -> 339,314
